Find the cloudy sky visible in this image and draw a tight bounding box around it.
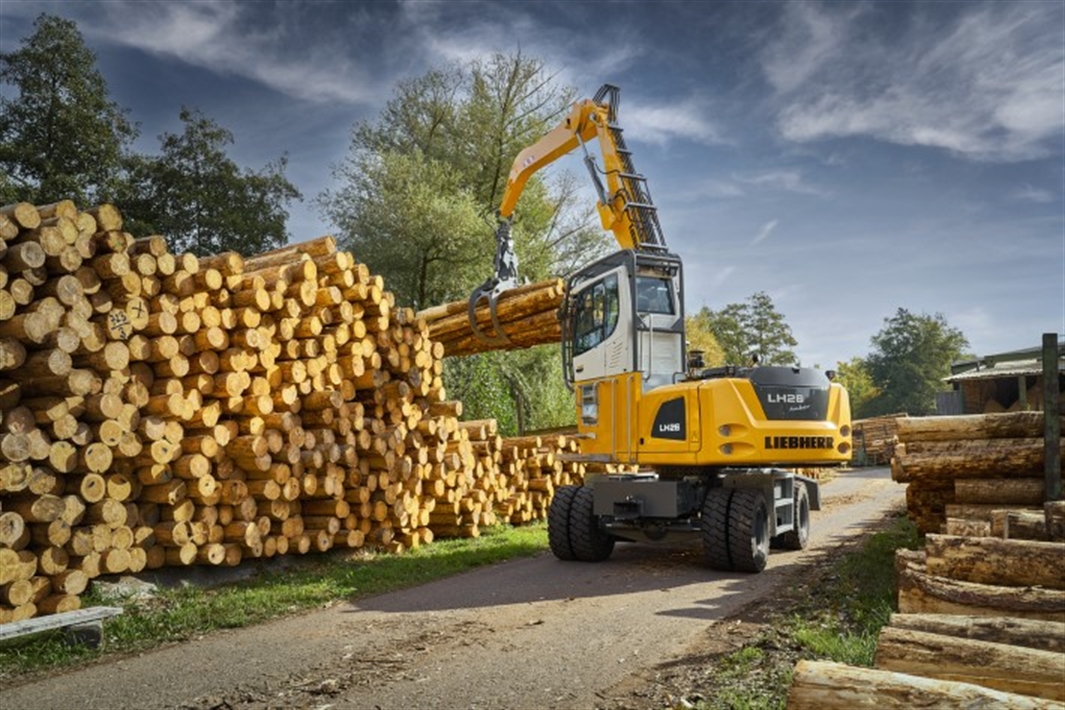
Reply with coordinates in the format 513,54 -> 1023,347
2,0 -> 1062,367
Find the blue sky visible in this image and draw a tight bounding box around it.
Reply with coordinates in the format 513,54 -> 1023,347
2,0 -> 1062,367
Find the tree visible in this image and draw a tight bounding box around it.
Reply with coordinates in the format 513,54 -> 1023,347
685,309 -> 726,368
699,292 -> 799,366
320,52 -> 614,432
0,13 -> 138,205
864,308 -> 968,416
320,51 -> 610,308
835,356 -> 880,419
118,107 -> 301,256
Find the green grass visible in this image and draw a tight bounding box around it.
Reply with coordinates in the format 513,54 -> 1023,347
0,522 -> 548,679
694,512 -> 921,710
788,512 -> 920,666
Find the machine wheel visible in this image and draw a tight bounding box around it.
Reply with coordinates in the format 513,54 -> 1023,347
776,482 -> 810,551
700,488 -> 733,571
728,489 -> 770,573
548,485 -> 579,560
569,486 -> 615,562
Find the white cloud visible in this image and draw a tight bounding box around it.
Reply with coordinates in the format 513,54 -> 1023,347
75,1 -> 389,104
735,169 -> 828,197
622,98 -> 728,147
1009,185 -> 1057,204
751,219 -> 779,246
763,2 -> 1065,162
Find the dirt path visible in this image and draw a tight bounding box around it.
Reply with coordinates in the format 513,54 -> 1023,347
0,468 -> 902,710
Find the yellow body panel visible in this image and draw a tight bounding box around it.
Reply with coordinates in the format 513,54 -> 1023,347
576,374 -> 852,468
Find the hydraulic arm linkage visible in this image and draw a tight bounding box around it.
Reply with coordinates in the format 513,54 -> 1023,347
468,84 -> 667,344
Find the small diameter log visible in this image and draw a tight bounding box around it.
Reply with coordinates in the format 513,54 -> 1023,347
786,660 -> 1061,710
874,626 -> 1065,701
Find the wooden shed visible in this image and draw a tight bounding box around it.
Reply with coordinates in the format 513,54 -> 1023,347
942,342 -> 1064,415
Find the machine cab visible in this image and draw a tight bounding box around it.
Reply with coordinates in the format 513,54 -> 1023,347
562,250 -> 685,461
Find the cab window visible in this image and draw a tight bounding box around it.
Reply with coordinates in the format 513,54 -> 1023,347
636,276 -> 674,314
573,274 -> 619,356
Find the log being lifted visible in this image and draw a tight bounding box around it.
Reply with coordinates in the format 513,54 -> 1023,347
416,279 -> 564,357
786,660 -> 1062,710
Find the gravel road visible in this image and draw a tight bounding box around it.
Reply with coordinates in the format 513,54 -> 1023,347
0,467 -> 903,710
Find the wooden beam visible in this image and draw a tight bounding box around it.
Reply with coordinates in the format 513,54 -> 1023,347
1044,333 -> 1061,501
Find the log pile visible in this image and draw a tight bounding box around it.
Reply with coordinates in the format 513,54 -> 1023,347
0,201 -> 594,623
416,279 -> 565,357
853,413 -> 906,464
788,536 -> 1065,707
890,412 -> 1061,534
788,408 -> 1065,708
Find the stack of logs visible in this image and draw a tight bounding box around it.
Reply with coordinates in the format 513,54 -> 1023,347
788,411 -> 1065,708
0,201 -> 588,623
890,411 -> 1062,534
789,519 -> 1065,707
416,279 -> 565,357
853,413 -> 906,465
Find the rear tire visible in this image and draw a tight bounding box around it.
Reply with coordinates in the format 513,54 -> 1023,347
778,482 -> 810,551
728,489 -> 769,573
701,488 -> 733,571
548,485 -> 579,560
569,486 -> 615,562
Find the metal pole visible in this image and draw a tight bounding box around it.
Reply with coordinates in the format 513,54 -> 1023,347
1044,333 -> 1061,501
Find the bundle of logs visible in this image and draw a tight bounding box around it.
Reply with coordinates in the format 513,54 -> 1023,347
890,411 -> 1063,534
853,413 -> 906,465
0,201 -> 589,623
416,279 -> 565,357
788,410 -> 1065,708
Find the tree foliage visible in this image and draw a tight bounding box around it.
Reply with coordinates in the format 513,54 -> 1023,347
320,52 -> 610,309
321,52 -> 617,430
864,308 -> 968,416
695,292 -> 798,366
0,13 -> 137,205
684,310 -> 726,368
117,108 -> 301,256
835,356 -> 880,419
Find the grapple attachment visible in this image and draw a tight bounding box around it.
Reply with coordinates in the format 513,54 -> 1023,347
468,219 -> 519,345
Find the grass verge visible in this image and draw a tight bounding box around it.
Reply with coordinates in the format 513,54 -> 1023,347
0,522 -> 548,680
688,510 -> 921,710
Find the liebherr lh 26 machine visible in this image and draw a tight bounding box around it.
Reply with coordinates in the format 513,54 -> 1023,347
469,85 -> 852,572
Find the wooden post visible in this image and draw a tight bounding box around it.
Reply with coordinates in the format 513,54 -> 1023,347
1045,333 -> 1061,501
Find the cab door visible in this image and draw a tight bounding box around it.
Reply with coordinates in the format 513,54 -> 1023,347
569,261 -> 636,462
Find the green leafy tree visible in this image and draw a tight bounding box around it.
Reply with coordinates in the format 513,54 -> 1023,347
835,356 -> 880,419
0,13 -> 138,205
685,308 -> 726,368
700,292 -> 798,366
864,308 -> 968,416
321,52 -> 614,430
118,108 -> 301,256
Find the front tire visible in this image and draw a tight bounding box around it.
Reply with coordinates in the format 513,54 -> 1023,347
701,488 -> 732,571
569,486 -> 615,562
548,485 -> 579,560
728,489 -> 770,573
